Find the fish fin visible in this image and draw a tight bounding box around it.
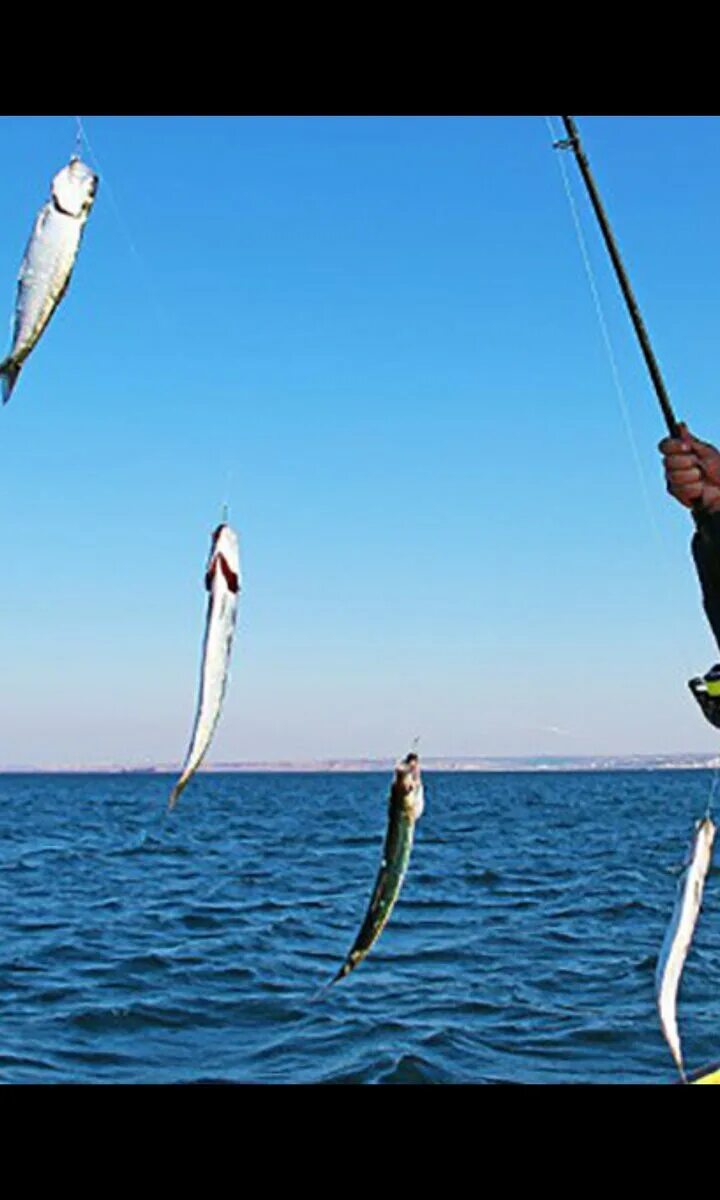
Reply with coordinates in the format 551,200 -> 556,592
0,358 -> 21,405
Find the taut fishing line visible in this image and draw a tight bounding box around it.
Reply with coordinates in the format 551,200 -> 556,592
545,115 -> 720,806
74,115 -> 173,337
545,117 -> 669,567
75,117 -> 237,543
221,468 -> 234,525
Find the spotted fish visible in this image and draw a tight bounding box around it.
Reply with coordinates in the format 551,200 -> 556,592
331,752 -> 424,985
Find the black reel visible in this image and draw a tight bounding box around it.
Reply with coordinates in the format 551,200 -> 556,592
689,664 -> 720,730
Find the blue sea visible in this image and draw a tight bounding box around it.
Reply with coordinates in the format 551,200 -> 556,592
0,769 -> 718,1085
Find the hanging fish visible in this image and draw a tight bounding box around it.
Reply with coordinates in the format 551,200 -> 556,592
169,523 -> 241,811
0,156 -> 98,404
656,815 -> 716,1080
330,752 -> 424,986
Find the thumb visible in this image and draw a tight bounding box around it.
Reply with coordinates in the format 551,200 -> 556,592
677,423 -> 713,456
675,421 -> 695,450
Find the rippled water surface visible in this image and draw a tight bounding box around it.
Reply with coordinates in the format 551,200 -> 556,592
0,769 -> 718,1084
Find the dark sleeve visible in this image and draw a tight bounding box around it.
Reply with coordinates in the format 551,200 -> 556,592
691,511 -> 720,653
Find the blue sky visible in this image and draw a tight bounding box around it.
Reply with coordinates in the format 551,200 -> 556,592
1,115 -> 720,766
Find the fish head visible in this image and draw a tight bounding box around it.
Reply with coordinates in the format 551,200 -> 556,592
394,752 -> 422,805
51,157 -> 98,218
205,523 -> 241,593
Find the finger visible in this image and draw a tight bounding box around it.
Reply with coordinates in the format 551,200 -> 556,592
659,436 -> 693,454
677,423 -> 715,452
668,480 -> 703,506
664,453 -> 700,471
666,466 -> 702,488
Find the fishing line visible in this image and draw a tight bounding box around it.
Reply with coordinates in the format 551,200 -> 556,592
74,117 -> 238,522
221,469 -> 234,524
74,115 -> 174,338
75,121 -> 238,537
545,117 -> 665,551
545,115 -> 698,684
546,116 -> 720,809
703,769 -> 719,820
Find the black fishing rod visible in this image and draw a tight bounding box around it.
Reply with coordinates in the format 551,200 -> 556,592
557,115 -> 681,440
557,116 -> 715,544
557,116 -> 720,719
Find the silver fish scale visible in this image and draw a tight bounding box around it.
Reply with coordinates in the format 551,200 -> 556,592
11,203 -> 84,359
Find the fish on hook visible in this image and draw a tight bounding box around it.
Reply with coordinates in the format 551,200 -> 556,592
656,815 -> 716,1081
0,156 -> 98,404
329,752 -> 424,987
168,523 -> 241,811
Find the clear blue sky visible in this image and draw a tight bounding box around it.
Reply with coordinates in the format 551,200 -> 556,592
1,114 -> 720,767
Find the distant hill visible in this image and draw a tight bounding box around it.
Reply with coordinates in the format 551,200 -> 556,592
3,753 -> 720,773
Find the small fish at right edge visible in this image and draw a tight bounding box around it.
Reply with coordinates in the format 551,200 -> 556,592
330,751 -> 424,987
656,815 -> 716,1081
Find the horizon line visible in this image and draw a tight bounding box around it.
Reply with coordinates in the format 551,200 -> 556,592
1,751 -> 720,774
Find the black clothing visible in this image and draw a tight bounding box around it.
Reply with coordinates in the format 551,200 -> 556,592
692,512 -> 720,653
688,512 -> 720,728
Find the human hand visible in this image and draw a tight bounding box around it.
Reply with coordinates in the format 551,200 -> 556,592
658,422 -> 720,512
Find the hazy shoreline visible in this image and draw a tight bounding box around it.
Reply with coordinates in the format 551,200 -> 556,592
2,753 -> 720,774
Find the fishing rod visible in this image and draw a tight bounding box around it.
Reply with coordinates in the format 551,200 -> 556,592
556,116 -> 680,440
556,116 -> 720,728
555,116 -> 714,540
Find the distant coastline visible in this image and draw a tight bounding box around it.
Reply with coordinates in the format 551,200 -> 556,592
2,753 -> 720,774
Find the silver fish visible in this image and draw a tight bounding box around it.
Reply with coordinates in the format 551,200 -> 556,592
169,523 -> 241,811
656,815 -> 716,1080
0,156 -> 98,404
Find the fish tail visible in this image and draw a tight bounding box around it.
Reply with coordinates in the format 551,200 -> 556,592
167,777 -> 186,812
309,964 -> 350,1002
332,955 -> 362,987
0,358 -> 21,405
309,978 -> 335,1003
